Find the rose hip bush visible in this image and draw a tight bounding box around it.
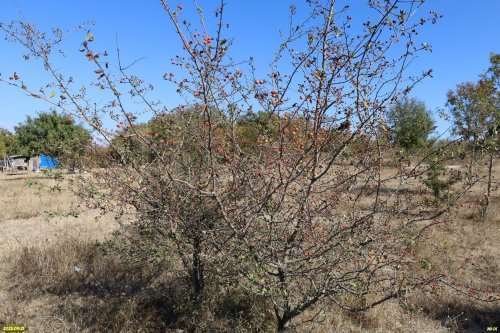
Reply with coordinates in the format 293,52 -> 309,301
1,1 -> 498,331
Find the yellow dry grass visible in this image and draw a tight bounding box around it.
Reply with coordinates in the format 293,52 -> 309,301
0,172 -> 77,220
0,164 -> 498,332
0,172 -> 120,333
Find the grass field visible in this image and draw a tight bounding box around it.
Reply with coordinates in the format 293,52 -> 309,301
0,165 -> 498,332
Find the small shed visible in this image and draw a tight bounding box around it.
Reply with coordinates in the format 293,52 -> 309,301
11,155 -> 30,170
0,155 -> 29,172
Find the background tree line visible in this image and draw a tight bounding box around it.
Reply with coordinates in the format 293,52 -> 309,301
4,51 -> 498,173
0,110 -> 91,169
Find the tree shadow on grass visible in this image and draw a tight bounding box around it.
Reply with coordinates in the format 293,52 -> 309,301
428,302 -> 500,333
5,240 -> 274,332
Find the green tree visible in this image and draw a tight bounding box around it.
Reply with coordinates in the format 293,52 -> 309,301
0,128 -> 19,156
423,155 -> 462,203
483,53 -> 500,142
0,135 -> 5,157
446,80 -> 498,144
387,97 -> 435,157
236,111 -> 280,153
485,53 -> 500,88
446,54 -> 499,217
15,111 -> 92,168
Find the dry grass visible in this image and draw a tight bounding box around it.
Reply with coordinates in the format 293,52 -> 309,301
408,193 -> 500,333
0,166 -> 498,332
0,172 -> 122,332
2,238 -> 183,333
0,172 -> 77,220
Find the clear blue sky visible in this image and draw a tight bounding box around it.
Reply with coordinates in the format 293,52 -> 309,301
1,0 -> 499,135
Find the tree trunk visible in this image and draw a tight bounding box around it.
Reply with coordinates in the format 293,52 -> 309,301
276,316 -> 291,333
188,233 -> 208,324
191,231 -> 205,301
467,146 -> 477,187
481,152 -> 494,218
487,152 -> 494,199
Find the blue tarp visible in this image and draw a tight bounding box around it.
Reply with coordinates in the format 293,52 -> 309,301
39,155 -> 58,169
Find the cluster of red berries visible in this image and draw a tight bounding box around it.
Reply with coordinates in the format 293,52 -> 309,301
163,72 -> 175,79
9,72 -> 20,80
